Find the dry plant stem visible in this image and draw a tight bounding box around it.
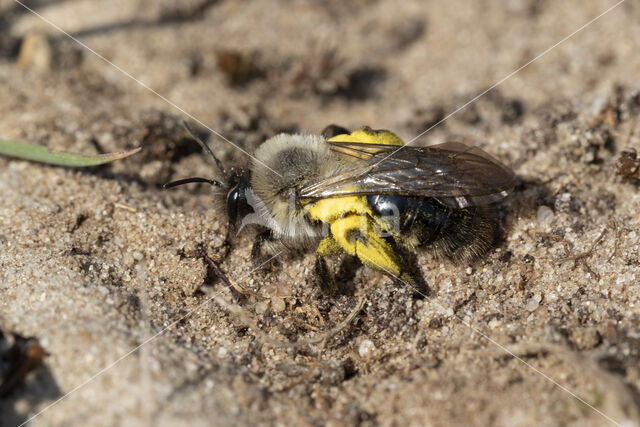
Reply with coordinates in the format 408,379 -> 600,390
606,219 -> 621,263
213,295 -> 366,349
203,252 -> 268,301
203,254 -> 244,302
114,203 -> 138,213
537,222 -> 613,281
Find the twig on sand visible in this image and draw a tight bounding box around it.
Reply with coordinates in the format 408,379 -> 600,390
537,220 -> 616,281
213,295 -> 366,348
203,254 -> 266,301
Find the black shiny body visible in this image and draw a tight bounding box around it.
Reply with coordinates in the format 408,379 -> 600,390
367,195 -> 447,242
366,194 -> 496,260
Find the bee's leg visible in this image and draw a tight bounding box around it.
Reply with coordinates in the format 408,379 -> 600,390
251,229 -> 274,266
335,254 -> 360,296
315,254 -> 338,296
330,214 -> 427,297
315,236 -> 345,295
386,240 -> 429,298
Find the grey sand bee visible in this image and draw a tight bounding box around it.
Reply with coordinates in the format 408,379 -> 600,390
165,124 -> 516,295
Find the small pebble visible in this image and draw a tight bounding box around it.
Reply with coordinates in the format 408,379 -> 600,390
270,296 -> 285,313
359,339 -> 376,358
488,319 -> 502,329
255,301 -> 269,315
526,294 -> 542,311
537,206 -> 554,224
18,33 -> 52,70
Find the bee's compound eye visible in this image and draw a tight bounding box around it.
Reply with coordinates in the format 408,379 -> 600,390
226,181 -> 254,229
226,185 -> 243,225
227,185 -> 241,204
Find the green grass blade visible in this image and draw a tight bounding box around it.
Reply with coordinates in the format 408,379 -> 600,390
0,139 -> 141,167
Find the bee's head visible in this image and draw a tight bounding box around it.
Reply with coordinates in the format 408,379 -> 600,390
163,122 -> 255,231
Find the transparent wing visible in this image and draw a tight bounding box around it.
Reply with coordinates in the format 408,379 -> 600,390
300,141 -> 516,208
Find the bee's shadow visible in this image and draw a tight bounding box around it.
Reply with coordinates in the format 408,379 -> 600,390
504,175 -> 553,219
490,175 -> 552,252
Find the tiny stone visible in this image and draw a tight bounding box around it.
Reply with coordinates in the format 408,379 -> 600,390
270,296 -> 286,313
255,301 -> 268,315
359,339 -> 375,358
526,295 -> 541,311
537,206 -> 554,224
122,253 -> 134,266
18,33 -> 52,70
488,319 -> 502,329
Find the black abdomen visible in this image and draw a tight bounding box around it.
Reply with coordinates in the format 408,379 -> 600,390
367,195 -> 497,261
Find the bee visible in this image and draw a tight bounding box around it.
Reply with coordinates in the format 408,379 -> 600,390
166,124 -> 516,295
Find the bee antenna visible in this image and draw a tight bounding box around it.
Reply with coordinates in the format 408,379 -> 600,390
163,177 -> 223,189
183,121 -> 227,176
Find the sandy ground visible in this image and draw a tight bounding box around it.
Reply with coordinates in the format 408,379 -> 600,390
1,0 -> 640,425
